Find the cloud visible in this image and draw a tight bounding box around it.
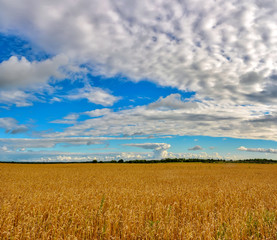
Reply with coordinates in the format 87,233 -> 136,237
1,0 -> 277,107
0,89 -> 38,107
83,108 -> 111,117
0,145 -> 9,152
0,147 -> 241,162
188,145 -> 203,151
0,55 -> 68,88
237,146 -> 277,154
66,84 -> 120,106
148,94 -> 198,110
124,143 -> 171,150
9,127 -> 29,134
248,114 -> 277,124
0,150 -> 153,162
0,55 -> 83,107
166,151 -> 235,160
0,136 -> 163,152
0,137 -> 108,150
44,93 -> 277,141
51,113 -> 80,124
124,143 -> 171,159
0,0 -> 277,144
0,117 -> 29,134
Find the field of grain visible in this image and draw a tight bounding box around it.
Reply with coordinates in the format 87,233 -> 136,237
0,163 -> 276,239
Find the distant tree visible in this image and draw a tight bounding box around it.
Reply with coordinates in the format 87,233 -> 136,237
111,160 -> 117,163
118,159 -> 124,163
92,160 -> 98,163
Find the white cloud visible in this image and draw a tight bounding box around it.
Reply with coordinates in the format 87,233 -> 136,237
0,150 -> 153,162
50,97 -> 62,103
0,145 -> 9,152
238,146 -> 248,151
51,113 -> 80,124
166,151 -> 231,160
44,93 -> 277,141
0,55 -> 81,107
188,145 -> 203,151
0,136 -> 163,152
0,55 -> 68,88
66,84 -> 120,106
0,148 -> 240,162
0,117 -> 28,134
1,0 -> 277,107
238,146 -> 277,154
83,108 -> 111,117
0,0 -> 277,143
0,89 -> 38,107
124,143 -> 171,159
148,94 -> 198,110
0,137 -> 108,150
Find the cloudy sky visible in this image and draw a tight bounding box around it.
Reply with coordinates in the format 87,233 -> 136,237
0,0 -> 277,162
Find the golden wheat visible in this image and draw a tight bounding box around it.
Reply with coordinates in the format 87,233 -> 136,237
0,163 -> 276,239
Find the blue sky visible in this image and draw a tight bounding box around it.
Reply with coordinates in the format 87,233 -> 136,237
0,0 -> 277,162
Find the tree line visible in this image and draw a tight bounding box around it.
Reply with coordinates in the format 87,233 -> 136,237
1,158 -> 276,164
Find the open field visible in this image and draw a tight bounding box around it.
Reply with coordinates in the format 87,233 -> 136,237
0,163 -> 277,239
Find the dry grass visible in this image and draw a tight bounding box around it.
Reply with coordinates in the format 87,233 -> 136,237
0,163 -> 277,239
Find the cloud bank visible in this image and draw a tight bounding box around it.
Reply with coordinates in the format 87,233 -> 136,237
0,0 -> 275,140
0,149 -> 235,162
124,143 -> 171,159
1,0 -> 277,106
46,93 -> 277,141
238,146 -> 277,154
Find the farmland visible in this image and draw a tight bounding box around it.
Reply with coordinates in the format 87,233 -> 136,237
0,163 -> 277,239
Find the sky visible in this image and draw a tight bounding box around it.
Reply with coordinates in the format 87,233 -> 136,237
0,0 -> 277,162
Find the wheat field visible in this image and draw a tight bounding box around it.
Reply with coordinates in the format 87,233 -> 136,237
0,163 -> 276,239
